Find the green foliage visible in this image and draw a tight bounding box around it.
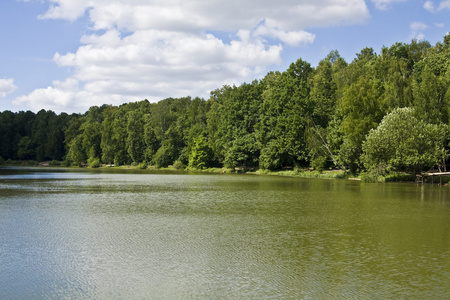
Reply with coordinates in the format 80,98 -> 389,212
257,59 -> 313,170
87,157 -> 101,168
100,105 -> 118,164
61,159 -> 71,167
208,81 -> 264,166
17,136 -> 35,160
224,133 -> 259,169
173,160 -> 186,170
2,34 -> 450,178
138,161 -> 148,169
126,110 -> 145,163
311,156 -> 327,173
360,166 -> 387,183
413,65 -> 450,124
362,107 -> 448,173
69,135 -> 86,167
311,54 -> 337,127
188,135 -> 209,169
152,139 -> 176,168
49,160 -> 61,167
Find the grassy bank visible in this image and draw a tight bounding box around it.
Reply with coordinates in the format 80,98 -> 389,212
3,159 -> 446,184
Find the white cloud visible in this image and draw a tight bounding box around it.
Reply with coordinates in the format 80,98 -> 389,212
424,0 -> 450,12
0,78 -> 17,97
410,22 -> 428,40
19,0 -> 370,113
371,0 -> 406,10
438,0 -> 450,10
38,0 -> 93,21
40,0 -> 370,31
424,1 -> 435,12
13,78 -> 126,113
253,22 -> 316,47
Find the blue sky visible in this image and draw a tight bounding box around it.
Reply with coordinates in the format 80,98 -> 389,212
0,0 -> 449,113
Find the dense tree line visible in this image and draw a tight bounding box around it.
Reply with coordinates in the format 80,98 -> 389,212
1,35 -> 450,176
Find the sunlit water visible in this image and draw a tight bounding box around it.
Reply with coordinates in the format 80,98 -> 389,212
1,167 -> 449,299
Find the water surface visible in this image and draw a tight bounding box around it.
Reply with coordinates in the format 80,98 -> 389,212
1,168 -> 449,299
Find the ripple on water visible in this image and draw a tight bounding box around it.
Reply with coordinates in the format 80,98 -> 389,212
1,170 -> 450,299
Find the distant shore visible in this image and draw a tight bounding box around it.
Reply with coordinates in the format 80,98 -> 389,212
2,159 -> 434,183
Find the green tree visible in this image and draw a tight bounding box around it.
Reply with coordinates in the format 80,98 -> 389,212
362,107 -> 448,173
100,105 -> 117,165
257,59 -> 313,169
152,139 -> 176,168
224,133 -> 259,170
17,136 -> 35,160
332,50 -> 387,172
143,114 -> 160,163
32,109 -> 52,161
188,135 -> 209,169
307,52 -> 342,171
111,106 -> 130,165
311,55 -> 337,128
68,135 -> 86,167
126,110 -> 145,163
208,81 -> 264,167
0,111 -> 20,159
413,65 -> 450,124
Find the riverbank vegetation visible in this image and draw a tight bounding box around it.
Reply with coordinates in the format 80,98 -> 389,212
1,35 -> 450,181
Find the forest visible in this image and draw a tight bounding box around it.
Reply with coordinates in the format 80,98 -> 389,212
1,35 -> 450,178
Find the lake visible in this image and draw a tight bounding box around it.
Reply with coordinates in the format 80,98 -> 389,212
1,167 -> 449,299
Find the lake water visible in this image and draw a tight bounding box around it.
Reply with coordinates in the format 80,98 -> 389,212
1,167 -> 449,299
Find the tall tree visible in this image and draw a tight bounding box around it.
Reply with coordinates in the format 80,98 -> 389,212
257,59 -> 313,169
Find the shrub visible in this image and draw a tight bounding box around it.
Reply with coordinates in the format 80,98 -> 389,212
114,158 -> 121,167
61,159 -> 71,167
173,160 -> 185,170
152,141 -> 175,168
27,160 -> 38,166
311,156 -> 327,173
87,157 -> 100,168
49,160 -> 61,167
138,161 -> 148,169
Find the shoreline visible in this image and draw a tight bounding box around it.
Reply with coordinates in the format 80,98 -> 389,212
2,159 -> 449,184
0,160 -> 430,183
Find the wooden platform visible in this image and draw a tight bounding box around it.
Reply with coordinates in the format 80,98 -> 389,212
418,172 -> 450,185
423,172 -> 450,176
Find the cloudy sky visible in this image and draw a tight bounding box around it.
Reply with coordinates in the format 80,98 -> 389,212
0,0 -> 449,113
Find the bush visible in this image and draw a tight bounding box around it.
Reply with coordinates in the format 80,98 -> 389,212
311,156 -> 327,173
152,141 -> 175,168
360,166 -> 386,182
138,161 -> 148,169
384,172 -> 416,182
6,159 -> 16,165
49,160 -> 61,167
87,157 -> 101,168
61,159 -> 71,167
27,160 -> 38,166
114,158 -> 121,167
173,160 -> 185,170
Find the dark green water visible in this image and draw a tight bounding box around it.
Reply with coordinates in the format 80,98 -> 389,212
1,168 -> 449,299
